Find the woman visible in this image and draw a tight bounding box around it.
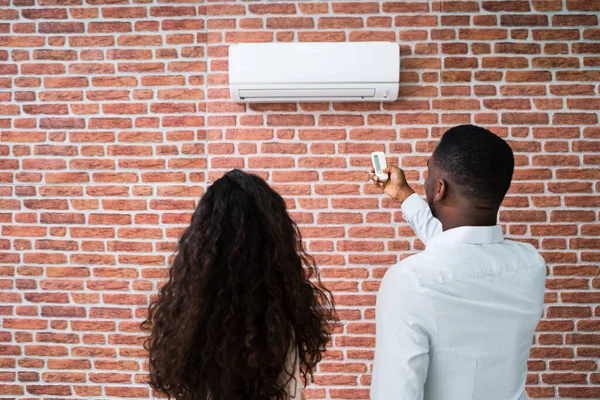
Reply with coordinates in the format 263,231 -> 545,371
142,169 -> 334,400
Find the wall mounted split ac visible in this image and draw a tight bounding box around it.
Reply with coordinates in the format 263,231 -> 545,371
229,42 -> 400,103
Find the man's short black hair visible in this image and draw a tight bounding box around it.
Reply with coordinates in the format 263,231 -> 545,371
433,124 -> 514,207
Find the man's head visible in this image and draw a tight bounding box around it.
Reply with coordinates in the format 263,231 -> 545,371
425,124 -> 514,219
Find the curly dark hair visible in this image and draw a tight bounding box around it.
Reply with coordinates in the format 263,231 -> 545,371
142,169 -> 335,400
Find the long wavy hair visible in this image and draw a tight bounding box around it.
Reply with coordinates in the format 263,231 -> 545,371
142,169 -> 334,400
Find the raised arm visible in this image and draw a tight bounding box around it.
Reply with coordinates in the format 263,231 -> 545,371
400,193 -> 442,245
370,164 -> 442,245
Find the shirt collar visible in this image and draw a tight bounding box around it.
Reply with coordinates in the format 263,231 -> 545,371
428,225 -> 504,247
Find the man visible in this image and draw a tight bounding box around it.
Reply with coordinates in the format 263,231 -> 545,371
370,125 -> 546,400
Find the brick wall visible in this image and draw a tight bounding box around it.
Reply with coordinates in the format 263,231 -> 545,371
1,0 -> 599,398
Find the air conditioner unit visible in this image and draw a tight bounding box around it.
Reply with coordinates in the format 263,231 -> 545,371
229,42 -> 400,103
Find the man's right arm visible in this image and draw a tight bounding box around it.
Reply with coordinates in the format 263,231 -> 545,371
370,164 -> 442,245
400,193 -> 442,246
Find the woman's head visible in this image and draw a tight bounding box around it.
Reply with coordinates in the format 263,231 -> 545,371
143,169 -> 334,400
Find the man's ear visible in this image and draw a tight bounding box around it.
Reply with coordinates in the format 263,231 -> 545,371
435,179 -> 447,202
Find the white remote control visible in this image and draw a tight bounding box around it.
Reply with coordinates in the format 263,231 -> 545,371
371,152 -> 389,183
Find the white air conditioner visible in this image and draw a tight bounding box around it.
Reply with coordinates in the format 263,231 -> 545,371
229,42 -> 400,103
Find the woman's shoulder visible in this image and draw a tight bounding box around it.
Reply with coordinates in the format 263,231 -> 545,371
283,346 -> 303,400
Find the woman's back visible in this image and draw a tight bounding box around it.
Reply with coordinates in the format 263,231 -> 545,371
142,169 -> 334,400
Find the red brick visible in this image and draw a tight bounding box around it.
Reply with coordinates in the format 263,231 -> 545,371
382,1 -> 428,12
395,15 -> 437,27
318,17 -> 363,29
433,99 -> 480,110
527,387 -> 556,398
496,43 -> 541,55
320,115 -> 364,127
101,6 -> 146,19
501,14 -> 547,26
559,387 -> 600,398
206,4 -> 244,15
532,0 -> 562,11
4,319 -> 47,330
442,15 -> 469,26
39,22 -> 84,34
542,373 -> 587,384
553,14 -> 598,26
267,17 -> 313,29
247,3 -> 296,14
225,32 -> 272,43
349,31 -> 396,42
545,42 -> 568,53
502,113 -> 549,125
567,0 -> 600,11
533,29 -> 580,40
297,3 -> 328,13
25,384 -> 71,395
105,387 -> 148,398
459,29 -> 507,40
553,113 -> 598,125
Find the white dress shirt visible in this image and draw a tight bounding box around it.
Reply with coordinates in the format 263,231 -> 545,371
371,194 -> 546,400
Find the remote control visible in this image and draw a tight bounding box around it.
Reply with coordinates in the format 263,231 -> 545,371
371,152 -> 389,183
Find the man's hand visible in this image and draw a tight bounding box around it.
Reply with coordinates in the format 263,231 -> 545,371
370,164 -> 415,203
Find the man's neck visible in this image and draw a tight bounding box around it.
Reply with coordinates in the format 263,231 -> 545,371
440,209 -> 498,232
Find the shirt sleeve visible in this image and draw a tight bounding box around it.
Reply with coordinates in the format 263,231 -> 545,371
401,193 -> 442,246
371,264 -> 436,400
